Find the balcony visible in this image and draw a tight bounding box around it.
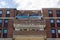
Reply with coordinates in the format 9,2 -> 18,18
13,31 -> 46,37
13,31 -> 46,40
13,19 -> 46,31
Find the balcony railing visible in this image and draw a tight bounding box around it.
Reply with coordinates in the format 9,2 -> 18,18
14,19 -> 45,24
16,16 -> 29,18
16,16 -> 42,19
14,24 -> 45,28
13,18 -> 46,29
13,31 -> 46,36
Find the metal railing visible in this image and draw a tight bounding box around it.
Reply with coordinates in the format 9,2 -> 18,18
14,24 -> 45,28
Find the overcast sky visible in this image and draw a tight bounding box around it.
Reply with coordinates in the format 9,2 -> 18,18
0,0 -> 60,10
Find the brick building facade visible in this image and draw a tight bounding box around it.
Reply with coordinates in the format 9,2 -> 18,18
43,8 -> 60,38
13,10 -> 46,40
0,8 -> 16,38
0,8 -> 60,39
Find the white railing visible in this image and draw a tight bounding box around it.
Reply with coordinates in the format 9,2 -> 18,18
14,24 -> 45,28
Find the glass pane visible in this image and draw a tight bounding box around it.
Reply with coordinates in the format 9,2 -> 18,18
57,20 -> 60,23
56,10 -> 60,14
50,19 -> 54,23
6,14 -> 10,17
0,11 -> 2,14
4,29 -> 8,33
6,10 -> 10,14
0,30 -> 1,33
3,34 -> 7,38
52,29 -> 56,33
48,10 -> 52,14
58,30 -> 60,33
0,19 -> 2,23
4,19 -> 8,23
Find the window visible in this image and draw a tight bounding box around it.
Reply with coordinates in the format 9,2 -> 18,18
6,10 -> 10,17
6,10 -> 10,14
56,19 -> 60,27
3,29 -> 8,38
52,29 -> 56,33
48,10 -> 52,14
0,19 -> 2,27
0,29 -> 1,38
0,29 -> 2,33
50,22 -> 55,27
50,19 -> 55,27
0,19 -> 2,23
0,10 -> 2,17
4,19 -> 8,23
56,10 -> 60,17
58,29 -> 60,38
57,20 -> 60,23
24,29 -> 27,31
6,14 -> 10,17
4,24 -> 8,28
58,30 -> 60,33
3,29 -> 8,33
56,10 -> 60,14
0,10 -> 2,14
20,29 -> 22,31
4,19 -> 8,28
51,28 -> 56,38
48,10 -> 53,17
31,29 -> 35,31
3,34 -> 7,38
50,19 -> 54,23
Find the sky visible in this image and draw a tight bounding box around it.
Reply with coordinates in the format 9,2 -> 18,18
0,0 -> 60,10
